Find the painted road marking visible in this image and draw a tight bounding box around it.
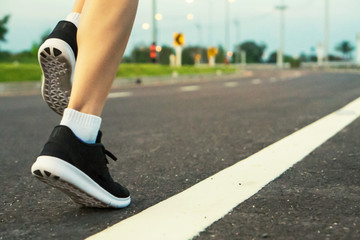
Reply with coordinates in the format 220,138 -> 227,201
88,97 -> 360,240
180,85 -> 200,92
224,81 -> 239,87
294,71 -> 302,78
108,92 -> 133,98
280,76 -> 288,81
251,78 -> 262,85
269,77 -> 278,83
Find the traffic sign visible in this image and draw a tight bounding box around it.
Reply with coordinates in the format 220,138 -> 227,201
207,47 -> 218,58
174,33 -> 185,46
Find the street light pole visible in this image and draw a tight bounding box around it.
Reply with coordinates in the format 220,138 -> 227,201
196,24 -> 202,47
208,0 -> 214,46
152,0 -> 158,45
276,0 -> 287,69
324,0 -> 330,65
234,19 -> 241,63
225,0 -> 230,54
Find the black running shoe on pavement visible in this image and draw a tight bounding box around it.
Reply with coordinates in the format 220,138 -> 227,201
31,126 -> 131,208
38,21 -> 78,115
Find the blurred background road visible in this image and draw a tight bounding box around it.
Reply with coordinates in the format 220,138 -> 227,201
1,69 -> 359,239
1,0 -> 360,239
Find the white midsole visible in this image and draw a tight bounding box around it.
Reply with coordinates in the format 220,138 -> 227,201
39,38 -> 75,99
31,156 -> 131,208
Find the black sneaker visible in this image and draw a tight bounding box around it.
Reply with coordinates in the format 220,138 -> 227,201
31,126 -> 131,208
38,21 -> 78,115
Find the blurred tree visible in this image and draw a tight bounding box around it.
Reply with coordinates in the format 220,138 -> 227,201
335,40 -> 354,60
159,45 -> 174,65
215,45 -> 226,64
0,15 -> 10,49
267,51 -> 301,68
267,51 -> 293,63
131,45 -> 150,63
267,51 -> 277,63
121,55 -> 132,63
0,51 -> 11,62
182,47 -> 198,65
329,55 -> 344,61
309,55 -> 317,62
174,46 -> 208,65
200,47 -> 208,63
237,41 -> 266,63
299,52 -> 308,62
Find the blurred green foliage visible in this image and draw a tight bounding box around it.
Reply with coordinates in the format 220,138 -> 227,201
0,63 -> 236,82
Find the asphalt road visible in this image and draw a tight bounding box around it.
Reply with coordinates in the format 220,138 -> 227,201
0,70 -> 359,239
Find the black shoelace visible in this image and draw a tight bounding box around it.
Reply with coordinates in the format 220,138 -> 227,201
102,146 -> 117,164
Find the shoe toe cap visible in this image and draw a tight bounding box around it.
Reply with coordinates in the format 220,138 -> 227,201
113,182 -> 130,198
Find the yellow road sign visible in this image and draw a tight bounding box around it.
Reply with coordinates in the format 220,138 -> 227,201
174,33 -> 185,46
194,53 -> 201,61
207,47 -> 218,58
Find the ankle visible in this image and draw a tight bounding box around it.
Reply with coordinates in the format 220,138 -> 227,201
65,12 -> 81,28
60,108 -> 101,143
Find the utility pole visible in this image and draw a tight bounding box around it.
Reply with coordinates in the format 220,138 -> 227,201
208,0 -> 214,46
196,24 -> 202,63
196,24 -> 202,47
276,0 -> 287,69
152,0 -> 157,45
234,19 -> 241,63
225,0 -> 230,55
324,0 -> 330,65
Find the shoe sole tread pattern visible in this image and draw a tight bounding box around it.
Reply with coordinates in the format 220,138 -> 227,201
31,156 -> 131,208
33,169 -> 109,208
39,39 -> 74,115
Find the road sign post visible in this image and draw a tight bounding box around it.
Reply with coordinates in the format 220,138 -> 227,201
207,47 -> 218,67
175,46 -> 182,67
194,53 -> 201,66
241,50 -> 246,66
174,33 -> 184,67
275,2 -> 287,69
317,43 -> 324,66
169,54 -> 176,67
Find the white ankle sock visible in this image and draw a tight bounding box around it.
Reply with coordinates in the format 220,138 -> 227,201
65,12 -> 81,28
60,108 -> 102,144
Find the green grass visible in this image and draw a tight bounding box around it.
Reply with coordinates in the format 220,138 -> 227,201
116,64 -> 236,78
0,63 -> 236,83
0,63 -> 42,82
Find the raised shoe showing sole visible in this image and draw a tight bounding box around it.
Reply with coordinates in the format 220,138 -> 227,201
31,126 -> 131,208
39,39 -> 75,115
38,21 -> 78,115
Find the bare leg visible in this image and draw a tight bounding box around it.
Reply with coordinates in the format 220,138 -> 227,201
32,0 -> 138,209
68,0 -> 138,116
72,0 -> 86,13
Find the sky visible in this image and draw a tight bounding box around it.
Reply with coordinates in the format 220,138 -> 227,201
1,0 -> 359,58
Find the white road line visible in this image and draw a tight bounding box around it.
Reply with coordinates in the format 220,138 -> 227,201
269,77 -> 278,83
224,81 -> 239,88
251,78 -> 262,85
294,71 -> 302,78
280,76 -> 288,81
180,85 -> 200,92
108,92 -> 133,98
87,97 -> 360,240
